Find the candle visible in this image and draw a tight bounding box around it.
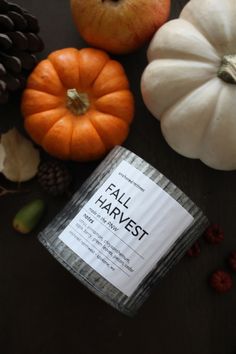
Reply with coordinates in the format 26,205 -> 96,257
39,146 -> 208,316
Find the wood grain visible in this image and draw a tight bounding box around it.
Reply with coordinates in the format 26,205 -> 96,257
0,1 -> 235,353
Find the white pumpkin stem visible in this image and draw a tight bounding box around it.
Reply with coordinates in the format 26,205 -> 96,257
218,55 -> 236,84
67,88 -> 90,115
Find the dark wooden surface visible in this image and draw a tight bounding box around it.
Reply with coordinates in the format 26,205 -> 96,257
0,1 -> 236,353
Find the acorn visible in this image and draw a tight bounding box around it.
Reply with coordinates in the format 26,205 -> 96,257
13,199 -> 45,234
0,0 -> 44,104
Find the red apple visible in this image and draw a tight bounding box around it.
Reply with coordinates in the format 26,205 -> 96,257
70,0 -> 171,54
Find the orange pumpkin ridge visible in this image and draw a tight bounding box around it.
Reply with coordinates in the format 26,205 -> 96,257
21,47 -> 134,161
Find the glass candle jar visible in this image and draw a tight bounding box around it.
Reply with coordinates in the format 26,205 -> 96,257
39,146 -> 208,316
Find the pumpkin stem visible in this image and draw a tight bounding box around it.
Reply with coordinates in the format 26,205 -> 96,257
67,88 -> 90,115
218,54 -> 236,85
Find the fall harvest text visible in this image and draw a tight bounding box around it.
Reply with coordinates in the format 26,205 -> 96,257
94,183 -> 149,241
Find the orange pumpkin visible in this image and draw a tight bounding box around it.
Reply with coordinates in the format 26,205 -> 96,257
21,47 -> 134,161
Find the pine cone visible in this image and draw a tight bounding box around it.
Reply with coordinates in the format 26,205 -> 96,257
0,0 -> 44,104
38,161 -> 72,197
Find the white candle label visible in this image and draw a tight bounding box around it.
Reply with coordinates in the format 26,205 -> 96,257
59,161 -> 194,296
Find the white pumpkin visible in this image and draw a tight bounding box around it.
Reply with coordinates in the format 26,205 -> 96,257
141,0 -> 236,170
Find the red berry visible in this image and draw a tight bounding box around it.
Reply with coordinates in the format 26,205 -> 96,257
204,224 -> 224,245
186,241 -> 201,257
228,251 -> 236,272
209,270 -> 232,293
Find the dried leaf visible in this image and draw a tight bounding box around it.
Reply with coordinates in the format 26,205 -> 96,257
0,128 -> 40,182
0,144 -> 5,172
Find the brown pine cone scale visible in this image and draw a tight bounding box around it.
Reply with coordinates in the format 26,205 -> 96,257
0,0 -> 44,104
38,161 -> 72,197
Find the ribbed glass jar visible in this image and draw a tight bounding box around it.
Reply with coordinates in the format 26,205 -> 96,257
39,146 -> 208,316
